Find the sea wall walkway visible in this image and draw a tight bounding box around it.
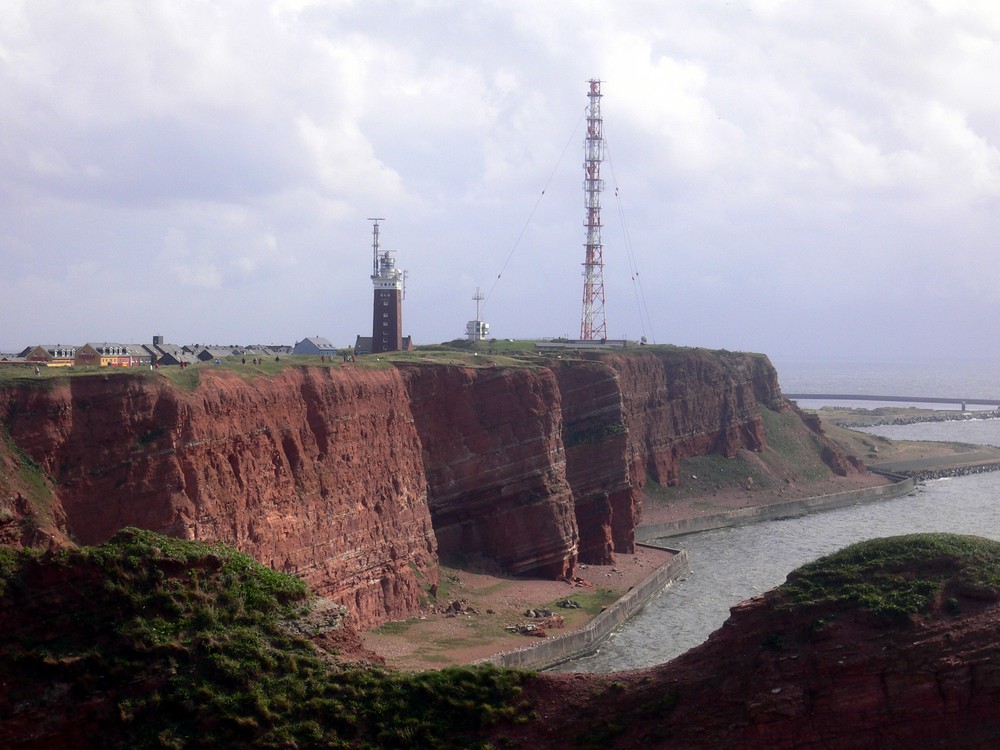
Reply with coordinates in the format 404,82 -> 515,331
636,473 -> 915,540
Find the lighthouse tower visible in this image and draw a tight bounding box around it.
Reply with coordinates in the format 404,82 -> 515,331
368,218 -> 404,353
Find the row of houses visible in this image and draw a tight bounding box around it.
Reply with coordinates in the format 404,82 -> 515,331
0,338 -> 294,368
0,335 -> 411,369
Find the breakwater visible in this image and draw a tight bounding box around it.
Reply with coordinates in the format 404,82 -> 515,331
835,409 -> 1000,428
874,461 -> 1000,483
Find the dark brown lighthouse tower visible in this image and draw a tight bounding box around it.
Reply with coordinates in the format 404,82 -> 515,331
369,218 -> 404,353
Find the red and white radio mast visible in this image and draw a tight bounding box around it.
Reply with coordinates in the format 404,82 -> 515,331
580,79 -> 607,341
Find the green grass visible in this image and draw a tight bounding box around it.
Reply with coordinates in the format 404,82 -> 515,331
0,529 -> 535,749
373,619 -> 415,636
777,533 -> 1000,623
0,428 -> 58,535
549,588 -> 621,616
645,451 -> 771,503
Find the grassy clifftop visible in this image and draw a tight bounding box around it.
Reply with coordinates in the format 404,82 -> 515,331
778,533 -> 1000,622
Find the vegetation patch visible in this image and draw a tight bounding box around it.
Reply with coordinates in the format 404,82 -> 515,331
564,421 -> 627,448
646,452 -> 772,503
0,528 -> 535,748
0,427 -> 57,532
550,588 -> 621,616
777,533 -> 1000,623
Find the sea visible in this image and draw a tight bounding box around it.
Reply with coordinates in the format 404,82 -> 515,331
553,358 -> 1000,673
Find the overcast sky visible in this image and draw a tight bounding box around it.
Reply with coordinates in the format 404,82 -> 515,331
2,0 -> 999,363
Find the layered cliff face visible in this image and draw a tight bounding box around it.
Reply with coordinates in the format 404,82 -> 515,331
397,363 -> 579,578
550,360 -> 632,564
1,347 -> 837,628
2,369 -> 437,629
599,348 -> 777,488
557,348 -> 786,556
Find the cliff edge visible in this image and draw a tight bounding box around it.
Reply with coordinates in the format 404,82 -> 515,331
0,346 -> 861,628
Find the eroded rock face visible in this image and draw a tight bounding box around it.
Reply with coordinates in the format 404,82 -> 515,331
3,369 -> 438,629
397,363 -> 579,578
551,360 -> 632,564
1,348 -> 842,627
555,349 -> 790,555
601,349 -> 778,490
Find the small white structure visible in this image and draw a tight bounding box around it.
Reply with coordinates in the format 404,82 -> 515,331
466,319 -> 490,341
466,287 -> 490,341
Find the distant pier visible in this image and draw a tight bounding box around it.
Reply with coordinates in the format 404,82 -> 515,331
785,393 -> 1000,409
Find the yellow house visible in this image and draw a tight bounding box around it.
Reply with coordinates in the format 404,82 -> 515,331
74,343 -> 132,368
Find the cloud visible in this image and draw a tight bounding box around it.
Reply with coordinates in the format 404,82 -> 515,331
2,0 -> 1000,361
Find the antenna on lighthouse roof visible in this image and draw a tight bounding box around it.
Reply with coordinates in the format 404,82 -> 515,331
367,217 -> 385,277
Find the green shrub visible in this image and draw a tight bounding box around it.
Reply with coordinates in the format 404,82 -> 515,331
778,533 -> 1000,622
0,528 -> 536,749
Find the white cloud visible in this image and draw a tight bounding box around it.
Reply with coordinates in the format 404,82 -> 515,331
2,0 -> 1000,360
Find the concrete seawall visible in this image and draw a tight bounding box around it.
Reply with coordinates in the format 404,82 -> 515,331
483,474 -> 914,671
482,545 -> 690,671
635,473 -> 915,541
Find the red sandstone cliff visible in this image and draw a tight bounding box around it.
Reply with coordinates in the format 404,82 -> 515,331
550,360 -> 632,564
397,363 -> 579,578
0,348 -> 854,628
553,348 -> 791,557
2,369 -> 437,629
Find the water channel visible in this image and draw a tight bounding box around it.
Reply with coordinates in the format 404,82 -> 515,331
555,418 -> 1000,673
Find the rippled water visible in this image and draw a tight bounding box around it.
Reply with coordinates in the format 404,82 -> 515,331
554,408 -> 1000,673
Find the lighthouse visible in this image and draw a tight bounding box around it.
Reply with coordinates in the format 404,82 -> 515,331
368,218 -> 404,353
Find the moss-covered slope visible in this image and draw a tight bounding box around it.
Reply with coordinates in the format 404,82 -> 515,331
0,529 -> 531,749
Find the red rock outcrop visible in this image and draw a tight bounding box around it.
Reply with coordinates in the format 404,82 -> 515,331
551,348 -> 790,555
2,368 -> 437,629
550,360 -> 632,564
1,348 -> 854,628
601,348 -> 778,488
396,363 -> 579,578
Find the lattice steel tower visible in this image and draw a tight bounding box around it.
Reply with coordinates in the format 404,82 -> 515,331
579,79 -> 607,341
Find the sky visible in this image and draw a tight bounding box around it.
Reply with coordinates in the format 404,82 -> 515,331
2,0 -> 999,363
